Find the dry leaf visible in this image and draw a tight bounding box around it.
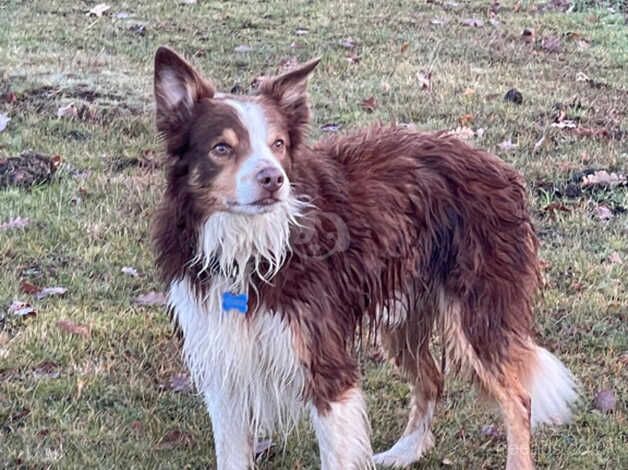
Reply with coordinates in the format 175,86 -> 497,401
56,319 -> 91,338
430,17 -> 448,26
593,205 -> 613,221
234,44 -> 253,53
158,429 -> 194,449
339,37 -> 357,49
57,103 -> 78,119
458,114 -> 474,126
551,120 -> 576,129
521,27 -> 535,44
320,123 -> 341,133
594,389 -> 616,413
544,202 -> 570,215
607,252 -> 622,264
8,300 -> 36,318
400,42 -> 409,53
360,96 -> 378,113
582,170 -> 626,187
167,373 -> 193,393
19,280 -> 40,295
36,287 -> 67,300
0,217 -> 30,231
33,361 -> 61,379
0,112 -> 10,133
416,71 -> 432,91
462,18 -> 484,27
134,291 -> 167,306
121,266 -> 139,277
498,139 -> 519,151
448,126 -> 476,140
86,3 -> 110,17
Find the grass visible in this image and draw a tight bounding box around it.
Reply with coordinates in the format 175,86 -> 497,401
0,0 -> 626,468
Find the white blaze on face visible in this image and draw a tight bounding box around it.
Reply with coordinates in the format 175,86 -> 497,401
224,99 -> 290,208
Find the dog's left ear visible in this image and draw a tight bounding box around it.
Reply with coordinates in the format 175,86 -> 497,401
258,58 -> 320,148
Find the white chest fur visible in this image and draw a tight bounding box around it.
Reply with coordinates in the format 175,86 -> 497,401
168,277 -> 305,435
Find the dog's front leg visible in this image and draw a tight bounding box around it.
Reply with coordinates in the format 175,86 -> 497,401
311,386 -> 374,470
204,388 -> 253,470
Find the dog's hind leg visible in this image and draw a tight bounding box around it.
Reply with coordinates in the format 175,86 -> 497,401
374,316 -> 442,467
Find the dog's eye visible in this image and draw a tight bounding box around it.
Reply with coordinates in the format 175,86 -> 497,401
211,143 -> 232,157
272,139 -> 285,150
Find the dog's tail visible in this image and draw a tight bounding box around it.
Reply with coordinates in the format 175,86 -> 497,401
524,345 -> 579,428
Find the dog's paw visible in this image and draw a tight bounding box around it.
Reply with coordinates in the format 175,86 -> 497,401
373,431 -> 434,468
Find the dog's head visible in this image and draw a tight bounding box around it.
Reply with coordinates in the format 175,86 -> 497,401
154,46 -> 319,217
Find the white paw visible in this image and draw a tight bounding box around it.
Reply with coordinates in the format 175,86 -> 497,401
373,431 -> 434,468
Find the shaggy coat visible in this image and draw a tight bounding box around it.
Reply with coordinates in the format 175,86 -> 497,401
152,47 -> 578,470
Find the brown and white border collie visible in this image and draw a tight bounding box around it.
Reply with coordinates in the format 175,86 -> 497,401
152,46 -> 578,470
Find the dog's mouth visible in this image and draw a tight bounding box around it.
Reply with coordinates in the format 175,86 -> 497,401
228,197 -> 282,214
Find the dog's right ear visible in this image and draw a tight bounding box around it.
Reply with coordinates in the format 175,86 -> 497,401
154,47 -> 215,153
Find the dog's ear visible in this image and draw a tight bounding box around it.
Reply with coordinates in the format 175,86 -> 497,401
258,58 -> 320,149
154,46 -> 215,153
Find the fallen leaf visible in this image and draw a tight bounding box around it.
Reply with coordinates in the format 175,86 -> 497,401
56,102 -> 78,119
339,37 -> 358,49
551,120 -> 576,129
607,252 -> 622,264
416,71 -> 432,91
134,291 -> 167,306
430,17 -> 448,26
582,170 -> 626,188
36,287 -> 67,300
234,44 -> 253,53
462,18 -> 484,27
504,88 -> 523,105
593,389 -> 616,413
498,139 -> 519,151
19,280 -> 40,295
480,424 -> 501,438
56,319 -> 91,338
33,361 -> 60,379
360,96 -> 378,113
0,112 -> 10,132
593,205 -> 613,221
157,429 -> 194,449
400,42 -> 409,53
167,373 -> 193,393
86,3 -> 110,17
320,123 -> 341,133
541,35 -> 561,53
521,27 -> 536,44
121,266 -> 140,277
8,300 -> 36,318
458,114 -> 474,126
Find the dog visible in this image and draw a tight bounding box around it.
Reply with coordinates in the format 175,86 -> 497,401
152,46 -> 578,470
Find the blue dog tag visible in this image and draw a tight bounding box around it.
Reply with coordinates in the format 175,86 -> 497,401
222,292 -> 248,314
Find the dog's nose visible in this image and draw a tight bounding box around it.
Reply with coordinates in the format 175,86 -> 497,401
256,167 -> 284,193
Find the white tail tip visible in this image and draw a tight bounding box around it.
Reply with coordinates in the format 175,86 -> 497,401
527,346 -> 579,428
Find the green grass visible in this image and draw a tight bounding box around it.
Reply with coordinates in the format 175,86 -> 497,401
1,0 -> 626,468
